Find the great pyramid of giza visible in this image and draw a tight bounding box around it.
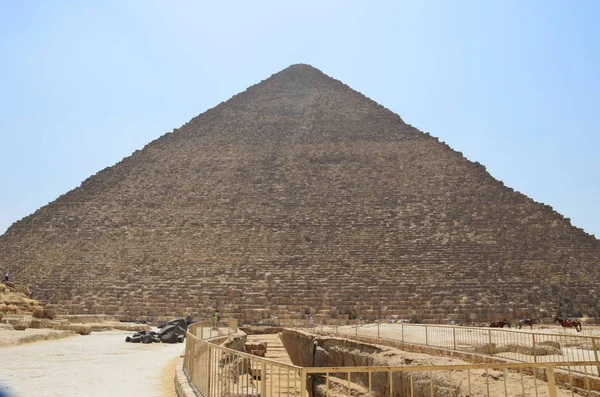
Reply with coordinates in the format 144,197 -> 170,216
1,64 -> 599,323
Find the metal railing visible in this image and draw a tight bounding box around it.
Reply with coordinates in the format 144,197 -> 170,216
314,323 -> 600,376
182,326 -> 600,397
184,322 -> 302,397
302,361 -> 600,397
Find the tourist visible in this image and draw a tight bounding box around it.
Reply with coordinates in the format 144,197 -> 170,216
3,270 -> 9,283
211,314 -> 217,328
185,313 -> 193,326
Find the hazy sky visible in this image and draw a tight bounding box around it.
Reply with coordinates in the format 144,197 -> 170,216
1,1 -> 598,237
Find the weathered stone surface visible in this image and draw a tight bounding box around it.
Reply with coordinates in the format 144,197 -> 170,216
282,329 -> 465,397
0,64 -> 599,322
224,335 -> 247,352
55,324 -> 92,335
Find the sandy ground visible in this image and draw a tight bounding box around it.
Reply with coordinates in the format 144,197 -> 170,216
0,329 -> 183,397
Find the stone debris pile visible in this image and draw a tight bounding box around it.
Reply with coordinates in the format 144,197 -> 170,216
125,318 -> 187,344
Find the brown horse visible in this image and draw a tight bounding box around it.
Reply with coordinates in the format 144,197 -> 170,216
553,316 -> 582,332
489,319 -> 510,328
517,317 -> 540,330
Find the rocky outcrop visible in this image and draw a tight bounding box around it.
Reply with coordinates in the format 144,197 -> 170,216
0,282 -> 46,317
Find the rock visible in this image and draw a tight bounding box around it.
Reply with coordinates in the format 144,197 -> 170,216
539,340 -> 561,349
161,332 -> 179,343
245,342 -> 267,355
158,324 -> 186,338
30,318 -> 44,329
141,335 -> 153,344
56,324 -> 92,335
13,321 -> 29,331
165,318 -> 187,331
224,335 -> 247,352
32,309 -> 55,319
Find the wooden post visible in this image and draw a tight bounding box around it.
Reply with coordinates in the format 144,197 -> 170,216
425,325 -> 429,346
378,322 -> 380,339
488,329 -> 492,355
532,334 -> 537,363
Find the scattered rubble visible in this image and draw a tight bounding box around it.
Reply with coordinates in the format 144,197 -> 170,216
125,318 -> 187,344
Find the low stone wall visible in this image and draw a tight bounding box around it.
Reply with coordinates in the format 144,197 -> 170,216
281,329 -> 473,397
311,330 -> 600,394
320,332 -> 509,365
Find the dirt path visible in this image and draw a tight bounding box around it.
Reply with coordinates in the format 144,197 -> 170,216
159,355 -> 180,397
0,330 -> 184,397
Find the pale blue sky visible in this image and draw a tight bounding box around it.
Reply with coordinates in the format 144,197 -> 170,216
1,1 -> 598,237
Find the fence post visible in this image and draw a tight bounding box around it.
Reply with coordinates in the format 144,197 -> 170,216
453,327 -> 456,350
300,368 -> 307,397
207,347 -> 212,397
261,361 -> 267,397
488,329 -> 492,356
546,365 -> 558,397
401,323 -> 404,343
592,337 -> 600,377
425,325 -> 429,346
378,322 -> 380,339
532,334 -> 537,363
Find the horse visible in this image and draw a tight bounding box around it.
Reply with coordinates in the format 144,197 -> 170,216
553,316 -> 582,332
517,317 -> 540,330
489,319 -> 510,328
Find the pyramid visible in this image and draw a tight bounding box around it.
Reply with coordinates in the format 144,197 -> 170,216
1,64 -> 599,323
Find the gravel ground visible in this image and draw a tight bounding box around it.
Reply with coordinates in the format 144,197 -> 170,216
0,330 -> 184,397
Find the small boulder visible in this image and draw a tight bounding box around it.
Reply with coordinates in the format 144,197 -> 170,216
161,332 -> 179,343
141,335 -> 153,344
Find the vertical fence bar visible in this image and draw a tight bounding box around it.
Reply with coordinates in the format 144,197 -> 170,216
402,322 -> 404,343
300,368 -> 306,397
347,372 -> 351,397
453,327 -> 456,350
425,325 -> 429,346
592,337 -> 600,377
546,366 -> 558,397
488,329 -> 492,356
532,334 -> 537,363
261,361 -> 267,397
207,347 -> 212,397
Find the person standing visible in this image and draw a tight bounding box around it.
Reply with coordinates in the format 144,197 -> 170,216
3,270 -> 9,283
